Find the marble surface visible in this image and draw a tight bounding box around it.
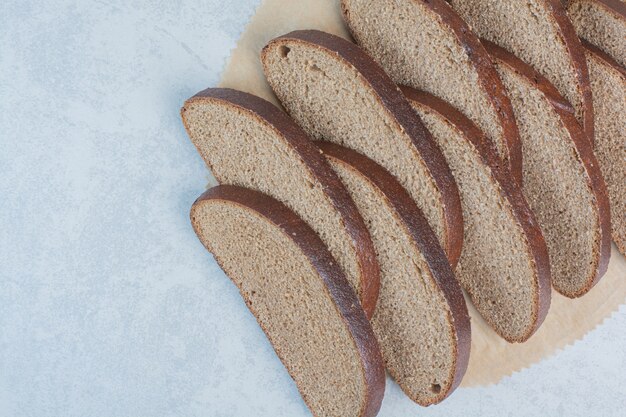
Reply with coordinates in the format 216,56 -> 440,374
0,1 -> 624,416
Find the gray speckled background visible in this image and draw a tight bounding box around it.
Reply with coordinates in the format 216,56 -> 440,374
0,1 -> 624,416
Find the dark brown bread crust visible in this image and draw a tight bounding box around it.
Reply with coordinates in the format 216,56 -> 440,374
565,0 -> 626,70
483,40 -> 612,296
181,88 -> 380,318
585,0 -> 626,17
262,30 -> 464,268
601,0 -> 626,16
565,0 -> 626,26
582,38 -> 626,78
342,0 -> 524,183
318,142 -> 470,404
565,0 -> 626,16
581,39 -> 626,257
444,0 -> 595,143
401,86 -> 552,342
545,0 -> 596,143
191,185 -> 385,417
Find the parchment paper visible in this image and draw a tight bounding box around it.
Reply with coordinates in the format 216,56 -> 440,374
219,0 -> 626,387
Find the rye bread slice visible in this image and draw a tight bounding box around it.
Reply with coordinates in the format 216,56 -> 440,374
402,87 -> 551,343
341,0 -> 523,182
484,40 -> 612,297
191,185 -> 385,417
261,30 -> 464,268
181,88 -> 380,317
449,0 -> 595,142
317,142 -> 470,405
566,0 -> 626,67
583,40 -> 626,256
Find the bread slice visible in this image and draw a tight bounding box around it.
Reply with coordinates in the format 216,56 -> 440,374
181,88 -> 380,317
583,40 -> 626,256
341,0 -> 523,181
261,30 -> 464,267
484,40 -> 612,297
449,0 -> 594,141
402,87 -> 551,343
318,142 -> 470,405
567,0 -> 626,67
191,185 -> 385,417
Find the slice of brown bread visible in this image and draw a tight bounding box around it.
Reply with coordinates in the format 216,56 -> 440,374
317,142 -> 470,405
566,0 -> 626,67
181,88 -> 380,317
449,0 -> 595,141
402,87 -> 551,343
341,0 -> 523,182
483,40 -> 612,297
191,185 -> 385,417
261,30 -> 464,268
583,40 -> 626,256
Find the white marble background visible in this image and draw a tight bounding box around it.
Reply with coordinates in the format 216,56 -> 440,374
0,1 -> 624,416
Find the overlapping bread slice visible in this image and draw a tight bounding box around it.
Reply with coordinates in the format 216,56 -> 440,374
181,88 -> 380,317
566,0 -> 626,67
261,30 -> 464,267
583,40 -> 626,256
484,41 -> 612,297
191,185 -> 385,417
448,0 -> 594,140
341,0 -> 523,181
402,87 -> 551,343
317,142 -> 470,405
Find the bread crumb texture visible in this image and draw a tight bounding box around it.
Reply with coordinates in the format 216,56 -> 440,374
568,0 -> 626,67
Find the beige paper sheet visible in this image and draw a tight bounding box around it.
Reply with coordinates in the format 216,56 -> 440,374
219,0 -> 626,387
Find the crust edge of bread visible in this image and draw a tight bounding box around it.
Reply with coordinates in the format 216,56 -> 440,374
545,0 -> 597,141
581,39 -> 626,257
483,40 -> 612,297
566,0 -> 626,21
340,0 -> 525,183
180,88 -> 381,318
261,29 -> 465,268
401,85 -> 552,342
191,185 -> 386,417
582,38 -> 626,77
318,141 -> 471,405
